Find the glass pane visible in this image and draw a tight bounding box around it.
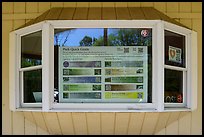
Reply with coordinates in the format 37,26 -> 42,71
164,69 -> 183,103
54,28 -> 104,46
107,28 -> 152,46
165,30 -> 185,68
54,28 -> 152,103
21,31 -> 42,68
23,69 -> 42,103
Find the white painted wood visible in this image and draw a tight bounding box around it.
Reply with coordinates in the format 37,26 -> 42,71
9,31 -> 17,111
48,20 -> 160,28
190,31 -> 197,110
164,65 -> 187,71
42,23 -> 54,111
154,21 -> 164,111
14,21 -> 44,36
19,65 -> 42,71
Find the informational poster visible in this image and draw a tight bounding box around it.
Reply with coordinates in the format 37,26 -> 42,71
169,45 -> 182,63
59,46 -> 148,103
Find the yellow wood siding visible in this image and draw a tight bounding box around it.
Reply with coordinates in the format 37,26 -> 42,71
2,2 -> 202,135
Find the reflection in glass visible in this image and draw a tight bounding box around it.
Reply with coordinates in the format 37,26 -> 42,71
164,69 -> 183,103
23,69 -> 42,103
54,28 -> 152,103
21,31 -> 42,68
107,28 -> 152,46
165,30 -> 185,68
54,28 -> 104,46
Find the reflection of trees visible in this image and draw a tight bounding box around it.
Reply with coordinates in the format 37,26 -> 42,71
21,58 -> 41,68
55,29 -> 73,46
79,28 -> 152,46
79,36 -> 97,46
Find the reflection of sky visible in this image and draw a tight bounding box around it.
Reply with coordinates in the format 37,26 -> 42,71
55,28 -> 117,46
55,28 -> 103,46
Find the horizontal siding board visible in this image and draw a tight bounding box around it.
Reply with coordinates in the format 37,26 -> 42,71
128,7 -> 145,20
88,8 -> 102,20
116,8 -> 131,20
58,8 -> 75,20
102,7 -> 116,20
73,8 -> 88,20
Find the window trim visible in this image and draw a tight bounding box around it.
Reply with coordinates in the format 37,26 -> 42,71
9,20 -> 197,112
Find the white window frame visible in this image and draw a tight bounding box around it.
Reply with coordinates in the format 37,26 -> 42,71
9,20 -> 197,112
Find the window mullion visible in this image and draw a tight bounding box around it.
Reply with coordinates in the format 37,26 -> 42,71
42,22 -> 54,111
155,21 -> 165,111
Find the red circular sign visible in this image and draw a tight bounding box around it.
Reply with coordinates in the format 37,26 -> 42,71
177,94 -> 182,103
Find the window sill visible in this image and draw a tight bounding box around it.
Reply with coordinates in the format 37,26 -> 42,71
14,107 -> 192,112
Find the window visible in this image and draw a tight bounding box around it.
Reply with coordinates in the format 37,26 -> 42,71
9,20 -> 197,112
54,28 -> 152,104
20,30 -> 42,107
164,30 -> 187,108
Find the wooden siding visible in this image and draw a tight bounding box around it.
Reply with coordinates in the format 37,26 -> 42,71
2,2 -> 202,135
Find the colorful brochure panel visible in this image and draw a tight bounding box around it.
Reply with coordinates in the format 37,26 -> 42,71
105,92 -> 143,99
105,84 -> 143,91
63,61 -> 101,68
63,77 -> 101,83
105,77 -> 143,83
105,61 -> 143,67
63,84 -> 101,91
105,68 -> 143,75
63,69 -> 101,75
69,92 -> 101,99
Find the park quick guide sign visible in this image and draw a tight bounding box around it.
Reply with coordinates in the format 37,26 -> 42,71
59,46 -> 148,103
